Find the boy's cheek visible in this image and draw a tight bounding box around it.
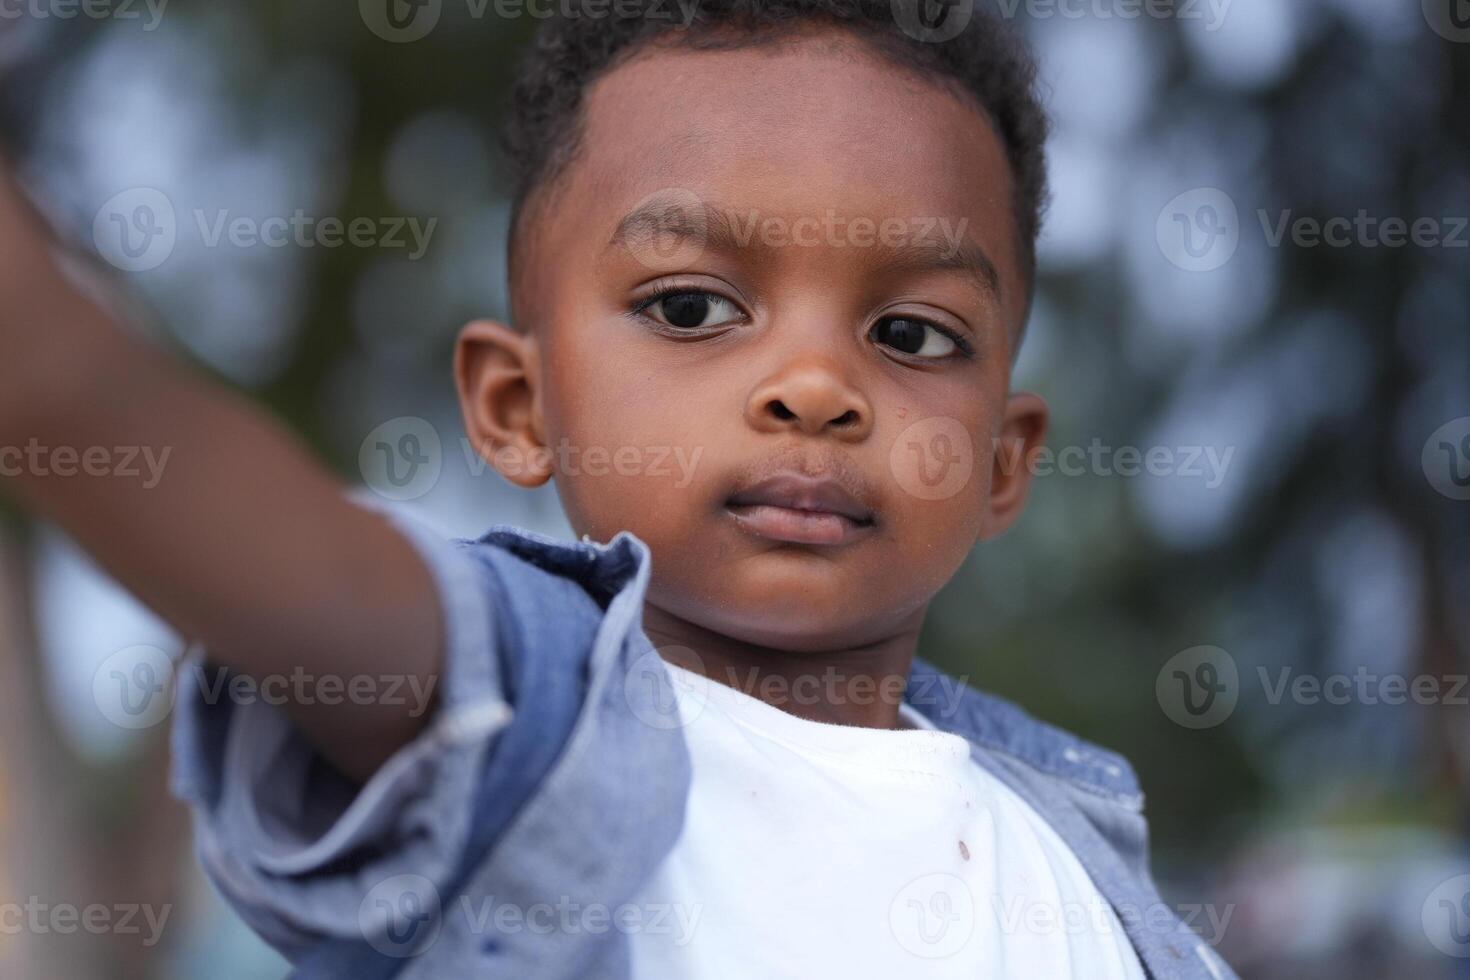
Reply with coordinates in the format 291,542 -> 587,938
880,417 -> 994,585
551,447 -> 713,544
890,485 -> 990,582
879,407 -> 997,513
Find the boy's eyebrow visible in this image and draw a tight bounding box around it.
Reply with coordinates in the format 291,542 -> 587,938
882,235 -> 1002,304
609,200 -> 1002,302
608,200 -> 741,257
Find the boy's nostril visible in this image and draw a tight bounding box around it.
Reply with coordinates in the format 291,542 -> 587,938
769,400 -> 796,421
830,410 -> 859,428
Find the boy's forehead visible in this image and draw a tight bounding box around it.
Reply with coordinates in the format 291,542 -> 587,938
533,35 -> 1025,317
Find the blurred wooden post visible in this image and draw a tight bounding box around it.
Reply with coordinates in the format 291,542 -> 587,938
0,524 -> 186,980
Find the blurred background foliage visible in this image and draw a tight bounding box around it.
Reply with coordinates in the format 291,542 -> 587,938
0,0 -> 1467,977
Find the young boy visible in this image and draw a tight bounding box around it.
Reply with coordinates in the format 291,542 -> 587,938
0,0 -> 1235,976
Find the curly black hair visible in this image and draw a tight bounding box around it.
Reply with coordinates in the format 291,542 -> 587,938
503,0 -> 1050,319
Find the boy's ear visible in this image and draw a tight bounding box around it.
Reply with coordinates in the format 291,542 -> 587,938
979,391 -> 1049,541
454,319 -> 552,488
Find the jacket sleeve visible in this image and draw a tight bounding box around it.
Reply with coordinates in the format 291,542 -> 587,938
167,501 -> 513,961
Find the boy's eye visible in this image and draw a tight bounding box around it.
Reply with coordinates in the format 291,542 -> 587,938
870,317 -> 958,359
641,290 -> 741,330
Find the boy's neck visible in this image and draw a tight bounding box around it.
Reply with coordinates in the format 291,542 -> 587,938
641,601 -> 924,730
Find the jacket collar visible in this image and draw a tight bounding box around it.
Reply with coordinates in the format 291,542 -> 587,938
904,658 -> 1144,808
486,525 -> 1145,807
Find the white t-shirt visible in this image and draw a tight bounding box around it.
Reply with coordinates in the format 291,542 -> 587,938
627,662 -> 1148,980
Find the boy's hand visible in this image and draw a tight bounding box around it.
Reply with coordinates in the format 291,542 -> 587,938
0,164 -> 444,783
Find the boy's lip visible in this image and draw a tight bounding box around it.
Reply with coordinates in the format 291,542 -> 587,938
724,473 -> 876,546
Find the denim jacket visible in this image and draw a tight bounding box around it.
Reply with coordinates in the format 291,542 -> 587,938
170,514 -> 1236,979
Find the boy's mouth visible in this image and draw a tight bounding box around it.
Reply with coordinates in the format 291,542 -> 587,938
724,473 -> 876,547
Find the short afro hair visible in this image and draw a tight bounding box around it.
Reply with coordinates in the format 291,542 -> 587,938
502,0 -> 1050,319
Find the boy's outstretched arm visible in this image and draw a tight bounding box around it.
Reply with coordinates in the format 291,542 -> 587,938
0,167 -> 443,783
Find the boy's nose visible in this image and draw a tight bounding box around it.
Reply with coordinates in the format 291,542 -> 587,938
744,358 -> 873,442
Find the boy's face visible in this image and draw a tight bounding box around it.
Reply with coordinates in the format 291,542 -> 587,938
459,33 -> 1047,652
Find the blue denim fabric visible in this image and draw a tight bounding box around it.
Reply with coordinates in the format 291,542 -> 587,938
170,512 -> 1236,980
